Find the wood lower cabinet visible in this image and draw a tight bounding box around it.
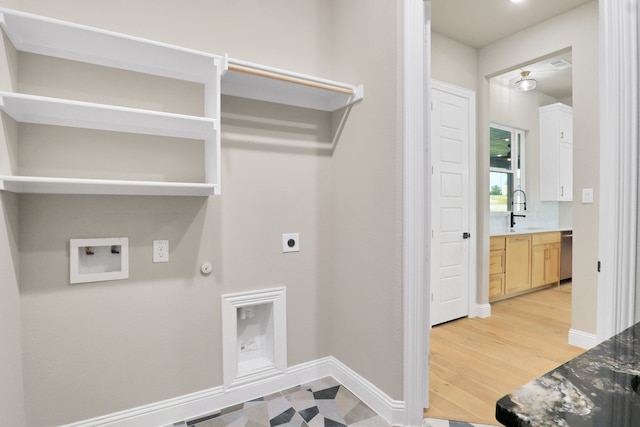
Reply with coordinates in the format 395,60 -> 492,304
505,235 -> 532,294
531,232 -> 561,288
490,237 -> 506,299
489,271 -> 505,300
490,231 -> 562,302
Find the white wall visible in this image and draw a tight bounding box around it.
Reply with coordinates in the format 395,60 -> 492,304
1,1 -> 404,425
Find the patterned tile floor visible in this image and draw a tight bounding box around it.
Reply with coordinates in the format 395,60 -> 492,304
181,377 -> 499,427
184,377 -> 390,427
423,419 -> 499,427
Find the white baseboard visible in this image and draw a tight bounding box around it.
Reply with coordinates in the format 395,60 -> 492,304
476,303 -> 491,318
568,328 -> 598,349
468,303 -> 491,319
329,357 -> 406,425
60,357 -> 404,427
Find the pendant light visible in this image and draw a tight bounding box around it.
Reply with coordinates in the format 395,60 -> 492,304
515,71 -> 536,92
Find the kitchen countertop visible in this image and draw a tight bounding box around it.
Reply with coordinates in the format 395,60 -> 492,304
491,227 -> 572,237
496,323 -> 640,426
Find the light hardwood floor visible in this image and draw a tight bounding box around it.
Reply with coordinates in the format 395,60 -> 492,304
424,283 -> 585,425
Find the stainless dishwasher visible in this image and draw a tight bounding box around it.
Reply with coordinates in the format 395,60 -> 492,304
561,230 -> 573,281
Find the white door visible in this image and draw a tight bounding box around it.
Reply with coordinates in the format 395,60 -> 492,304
430,81 -> 475,326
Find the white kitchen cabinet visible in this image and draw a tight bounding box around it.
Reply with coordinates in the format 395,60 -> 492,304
539,103 -> 573,202
557,141 -> 573,200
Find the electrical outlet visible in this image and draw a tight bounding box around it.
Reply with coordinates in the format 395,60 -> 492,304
153,240 -> 169,263
282,233 -> 299,253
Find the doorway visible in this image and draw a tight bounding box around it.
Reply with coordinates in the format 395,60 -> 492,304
412,0 -> 638,425
421,1 -> 598,425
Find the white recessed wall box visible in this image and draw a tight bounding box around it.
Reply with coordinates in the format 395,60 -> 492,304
70,237 -> 129,284
221,287 -> 287,389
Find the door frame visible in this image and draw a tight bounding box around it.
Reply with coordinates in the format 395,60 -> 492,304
402,0 -> 429,425
430,80 -> 480,326
597,0 -> 638,341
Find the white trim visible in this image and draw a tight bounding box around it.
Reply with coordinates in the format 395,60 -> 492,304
403,0 -> 429,424
598,0 -> 638,343
330,357 -> 406,426
476,303 -> 492,319
58,357 -> 404,427
465,82 -> 477,323
568,328 -> 598,350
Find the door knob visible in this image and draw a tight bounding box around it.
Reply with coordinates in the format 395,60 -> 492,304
463,232 -> 471,239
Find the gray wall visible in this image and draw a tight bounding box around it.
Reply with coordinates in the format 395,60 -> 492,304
329,0 -> 403,398
1,1 -> 404,425
431,33 -> 478,92
0,0 -> 26,422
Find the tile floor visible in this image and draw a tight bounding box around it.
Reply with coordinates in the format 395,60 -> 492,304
184,377 -> 389,427
180,377 -> 500,427
423,420 -> 499,427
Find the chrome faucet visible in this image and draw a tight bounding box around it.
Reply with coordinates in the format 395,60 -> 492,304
510,189 -> 527,228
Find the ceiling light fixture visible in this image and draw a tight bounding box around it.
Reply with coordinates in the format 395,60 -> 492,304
510,0 -> 525,3
515,71 -> 536,92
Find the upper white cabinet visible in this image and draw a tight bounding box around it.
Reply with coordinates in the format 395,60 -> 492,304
0,8 -> 363,196
539,103 -> 573,202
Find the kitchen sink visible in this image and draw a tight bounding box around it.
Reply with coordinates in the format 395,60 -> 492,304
507,227 -> 548,233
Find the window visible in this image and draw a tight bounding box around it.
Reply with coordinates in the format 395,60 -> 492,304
490,124 -> 525,212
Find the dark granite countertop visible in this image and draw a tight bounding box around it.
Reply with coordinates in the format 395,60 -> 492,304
496,323 -> 640,426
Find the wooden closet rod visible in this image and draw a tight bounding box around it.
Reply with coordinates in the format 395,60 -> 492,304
228,63 -> 355,95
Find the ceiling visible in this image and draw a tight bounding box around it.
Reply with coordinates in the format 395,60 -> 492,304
431,0 -> 587,99
494,50 -> 573,99
431,0 -> 593,49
